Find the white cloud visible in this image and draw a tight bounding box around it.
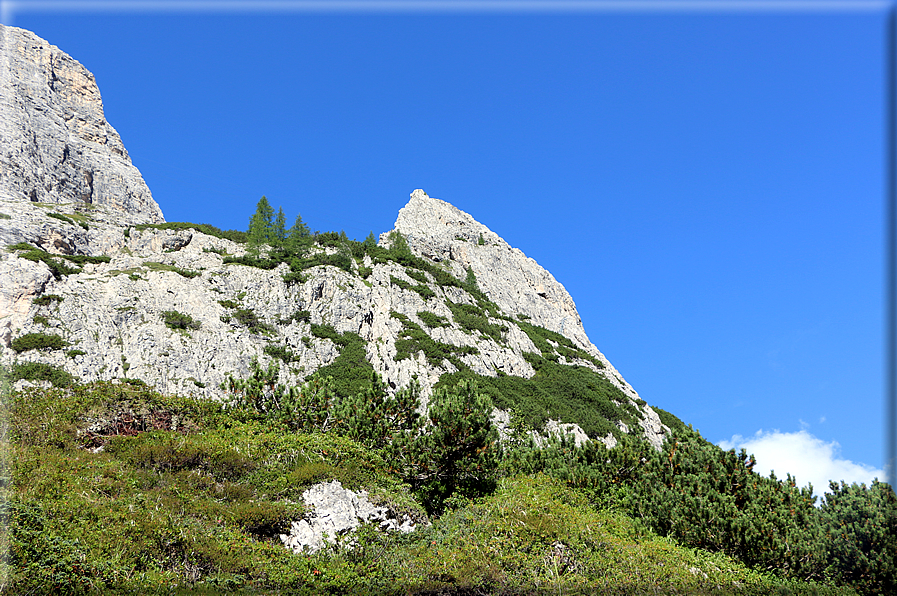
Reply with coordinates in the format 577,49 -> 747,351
718,429 -> 884,498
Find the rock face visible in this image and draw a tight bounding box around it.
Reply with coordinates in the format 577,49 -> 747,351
0,25 -> 163,224
0,190 -> 669,450
280,480 -> 418,554
0,26 -> 670,456
391,190 -> 640,401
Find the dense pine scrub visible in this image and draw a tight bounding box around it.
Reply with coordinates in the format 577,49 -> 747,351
390,311 -> 478,369
10,332 -> 69,353
435,355 -> 641,441
4,364 -> 892,594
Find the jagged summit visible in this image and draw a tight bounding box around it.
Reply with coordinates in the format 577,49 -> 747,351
0,25 -> 163,224
390,189 -> 641,400
394,190 -> 585,344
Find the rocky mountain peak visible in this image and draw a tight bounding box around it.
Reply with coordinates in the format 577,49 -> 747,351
0,24 -> 163,224
393,190 -> 584,342
390,189 -> 639,391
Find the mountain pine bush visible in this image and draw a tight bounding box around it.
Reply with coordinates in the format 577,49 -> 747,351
819,479 -> 897,594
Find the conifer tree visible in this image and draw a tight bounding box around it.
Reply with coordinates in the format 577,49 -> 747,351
819,479 -> 897,594
330,372 -> 423,452
464,266 -> 479,293
363,231 -> 377,250
272,207 -> 287,249
419,380 -> 500,510
286,213 -> 311,252
388,231 -> 413,265
247,195 -> 274,252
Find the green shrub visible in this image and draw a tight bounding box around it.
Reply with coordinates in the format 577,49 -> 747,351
144,261 -> 200,278
161,310 -> 201,331
0,212 -> 10,219
310,323 -> 349,346
436,355 -> 636,440
652,405 -> 687,433
59,253 -> 109,265
390,275 -> 436,301
134,221 -> 247,243
414,379 -> 500,513
217,299 -> 240,309
11,332 -> 68,353
623,427 -> 828,582
309,332 -> 373,398
446,300 -> 507,343
5,500 -> 109,594
417,311 -> 449,328
390,311 -> 476,369
66,349 -> 86,359
820,479 -> 897,594
10,361 -> 75,387
32,315 -> 49,327
227,500 -> 296,538
389,275 -> 411,291
329,373 -> 424,453
33,294 -> 63,306
278,309 -> 310,325
264,344 -> 298,363
517,320 -> 604,368
107,432 -> 256,480
7,243 -> 81,279
405,268 -> 429,285
47,211 -> 89,230
232,308 -> 274,334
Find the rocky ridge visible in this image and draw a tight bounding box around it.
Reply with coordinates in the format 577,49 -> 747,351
0,190 -> 668,450
0,26 -> 669,452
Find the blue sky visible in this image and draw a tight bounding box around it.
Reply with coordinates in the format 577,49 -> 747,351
5,1 -> 891,495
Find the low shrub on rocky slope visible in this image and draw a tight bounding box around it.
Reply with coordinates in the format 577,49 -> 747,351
4,372 -> 893,594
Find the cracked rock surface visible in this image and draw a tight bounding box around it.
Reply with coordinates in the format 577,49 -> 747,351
0,24 -> 163,223
280,480 -> 418,554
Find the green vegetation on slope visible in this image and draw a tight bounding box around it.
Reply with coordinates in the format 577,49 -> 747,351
6,242 -> 110,279
5,374 -> 877,595
133,221 -> 247,244
5,198 -> 892,594
436,354 -> 641,441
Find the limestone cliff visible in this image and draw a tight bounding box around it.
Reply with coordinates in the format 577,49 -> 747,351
0,24 -> 163,224
0,191 -> 668,449
0,26 -> 669,451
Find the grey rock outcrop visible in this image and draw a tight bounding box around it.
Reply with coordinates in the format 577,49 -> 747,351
389,190 -> 642,402
0,25 -> 669,455
280,480 -> 419,554
0,24 -> 163,223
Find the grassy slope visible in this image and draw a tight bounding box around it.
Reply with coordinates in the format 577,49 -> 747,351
1,379 -> 854,595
